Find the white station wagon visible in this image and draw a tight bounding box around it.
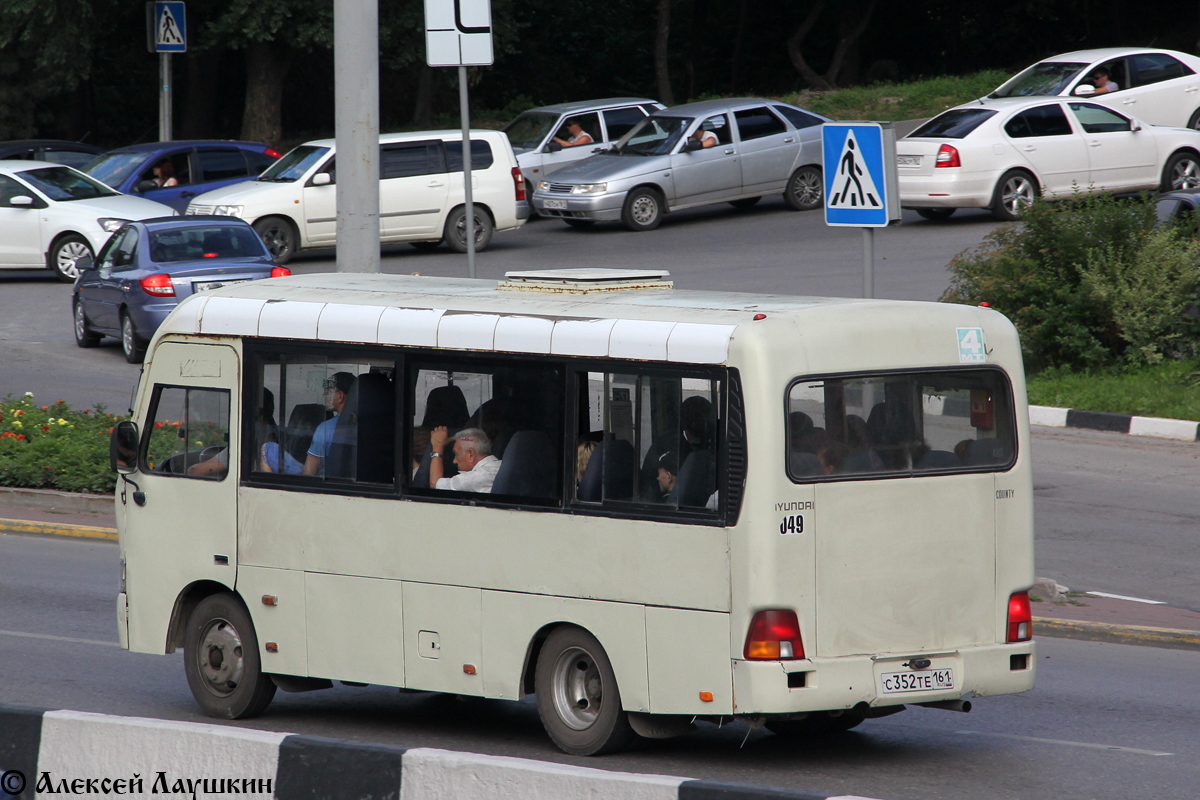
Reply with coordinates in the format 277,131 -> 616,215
187,130 -> 528,263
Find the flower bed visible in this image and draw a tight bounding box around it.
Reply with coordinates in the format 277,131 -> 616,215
0,393 -> 128,494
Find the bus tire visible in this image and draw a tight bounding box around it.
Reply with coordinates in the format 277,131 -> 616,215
183,593 -> 277,720
534,626 -> 635,756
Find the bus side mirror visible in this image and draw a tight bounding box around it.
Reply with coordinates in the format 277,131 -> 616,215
111,421 -> 139,473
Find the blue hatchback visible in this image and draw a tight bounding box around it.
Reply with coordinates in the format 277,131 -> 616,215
84,141 -> 280,213
72,216 -> 288,363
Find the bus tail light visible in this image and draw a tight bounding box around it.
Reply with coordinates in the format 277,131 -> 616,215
270,267 -> 291,278
935,144 -> 961,168
512,167 -> 526,201
140,274 -> 175,296
744,610 -> 804,660
1007,591 -> 1032,642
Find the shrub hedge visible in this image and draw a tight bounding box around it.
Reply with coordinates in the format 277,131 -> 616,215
0,393 -> 126,494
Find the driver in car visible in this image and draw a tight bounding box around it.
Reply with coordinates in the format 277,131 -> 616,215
1091,67 -> 1118,94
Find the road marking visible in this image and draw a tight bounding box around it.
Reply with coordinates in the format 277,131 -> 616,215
958,730 -> 1172,756
1087,591 -> 1166,605
0,629 -> 119,647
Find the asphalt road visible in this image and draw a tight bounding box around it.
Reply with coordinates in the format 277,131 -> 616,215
2,532 -> 1198,800
0,201 -> 1002,412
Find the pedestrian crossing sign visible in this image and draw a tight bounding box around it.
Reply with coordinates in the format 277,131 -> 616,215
150,2 -> 186,53
822,122 -> 900,227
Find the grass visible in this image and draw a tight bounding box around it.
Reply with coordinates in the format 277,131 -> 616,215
1026,360 -> 1200,422
787,70 -> 1009,122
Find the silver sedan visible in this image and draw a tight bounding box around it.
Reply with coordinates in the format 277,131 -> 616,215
531,98 -> 829,231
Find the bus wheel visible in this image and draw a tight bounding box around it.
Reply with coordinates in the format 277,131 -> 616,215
184,593 -> 277,719
767,709 -> 866,737
534,627 -> 635,755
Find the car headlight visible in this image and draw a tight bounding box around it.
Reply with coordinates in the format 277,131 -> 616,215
98,217 -> 130,233
570,183 -> 608,195
213,205 -> 244,217
537,181 -> 551,192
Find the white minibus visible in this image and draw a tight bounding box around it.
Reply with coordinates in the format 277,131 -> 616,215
111,269 -> 1035,755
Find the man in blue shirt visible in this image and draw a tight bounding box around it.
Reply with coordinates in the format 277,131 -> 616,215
303,371 -> 355,476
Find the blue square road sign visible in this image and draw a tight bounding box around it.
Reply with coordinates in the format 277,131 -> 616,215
822,123 -> 899,228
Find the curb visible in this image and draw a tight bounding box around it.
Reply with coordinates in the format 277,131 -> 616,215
0,486 -> 114,514
0,518 -> 117,542
1028,405 -> 1199,442
0,704 -> 883,800
1034,618 -> 1200,652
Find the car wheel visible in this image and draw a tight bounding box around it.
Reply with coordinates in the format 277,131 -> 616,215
563,218 -> 596,229
410,241 -> 442,252
729,196 -> 762,209
253,216 -> 298,264
183,593 -> 277,719
534,626 -> 635,756
784,166 -> 823,211
120,311 -> 145,364
916,207 -> 956,221
48,234 -> 93,283
1161,151 -> 1200,192
991,169 -> 1038,221
444,206 -> 494,254
73,300 -> 100,348
620,187 -> 664,232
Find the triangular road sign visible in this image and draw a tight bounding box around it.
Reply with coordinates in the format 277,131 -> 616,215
158,7 -> 184,45
827,129 -> 881,210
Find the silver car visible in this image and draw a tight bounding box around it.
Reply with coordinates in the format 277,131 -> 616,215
504,98 -> 664,195
530,98 -> 830,231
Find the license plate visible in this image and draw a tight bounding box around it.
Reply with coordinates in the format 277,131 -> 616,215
542,198 -> 568,210
896,155 -> 921,166
880,668 -> 954,693
193,279 -> 249,293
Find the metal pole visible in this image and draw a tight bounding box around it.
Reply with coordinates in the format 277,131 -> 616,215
159,53 -> 172,141
459,65 -> 475,278
862,227 -> 874,298
334,0 -> 380,274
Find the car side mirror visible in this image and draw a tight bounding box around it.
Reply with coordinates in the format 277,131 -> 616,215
684,138 -> 704,152
110,421 -> 139,473
1073,84 -> 1096,97
311,172 -> 332,186
544,141 -> 563,154
135,179 -> 159,193
9,195 -> 34,207
1130,119 -> 1142,132
76,255 -> 94,272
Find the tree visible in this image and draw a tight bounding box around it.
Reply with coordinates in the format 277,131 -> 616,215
786,0 -> 878,90
654,0 -> 675,106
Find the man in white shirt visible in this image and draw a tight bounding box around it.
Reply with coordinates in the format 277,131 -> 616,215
429,426 -> 501,492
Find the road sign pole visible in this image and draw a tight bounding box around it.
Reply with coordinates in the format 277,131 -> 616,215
459,65 -> 475,278
159,53 -> 172,141
862,227 -> 874,298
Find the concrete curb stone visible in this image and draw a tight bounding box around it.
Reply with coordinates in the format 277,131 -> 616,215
1029,404 -> 1199,442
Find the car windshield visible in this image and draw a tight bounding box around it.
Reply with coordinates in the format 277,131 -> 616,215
503,111 -> 559,150
258,145 -> 330,182
614,116 -> 690,156
990,62 -> 1089,97
84,152 -> 150,188
149,225 -> 269,262
909,109 -> 997,139
21,166 -> 120,201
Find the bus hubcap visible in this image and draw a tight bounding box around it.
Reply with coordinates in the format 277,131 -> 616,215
551,646 -> 603,730
197,618 -> 245,697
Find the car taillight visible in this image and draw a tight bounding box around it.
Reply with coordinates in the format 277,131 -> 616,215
512,166 -> 525,201
264,148 -> 282,159
744,610 -> 805,660
1007,591 -> 1032,642
140,274 -> 175,297
270,267 -> 291,278
935,144 -> 961,168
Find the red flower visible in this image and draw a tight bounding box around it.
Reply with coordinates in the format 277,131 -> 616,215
16,434 -> 24,441
109,427 -> 114,434
82,409 -> 89,414
155,422 -> 163,429
41,406 -> 48,411
42,425 -> 49,432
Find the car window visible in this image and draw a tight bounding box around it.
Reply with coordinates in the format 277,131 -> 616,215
259,145 -> 330,182
773,105 -> 822,130
910,109 -> 997,139
1067,103 -> 1131,134
19,166 -> 119,201
695,114 -> 733,145
381,142 -> 444,179
734,107 -> 787,141
550,112 -> 601,146
640,103 -> 661,115
503,111 -> 559,150
991,62 -> 1089,97
111,227 -> 139,270
137,151 -> 192,188
96,226 -> 133,270
149,225 -> 269,262
1004,105 -> 1073,138
43,149 -> 97,169
444,140 -> 494,172
1130,53 -> 1193,86
196,149 -> 250,182
617,115 -> 689,156
83,152 -> 149,189
0,174 -> 34,206
602,107 -> 647,141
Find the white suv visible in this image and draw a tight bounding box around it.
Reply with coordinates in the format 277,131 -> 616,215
186,130 -> 528,263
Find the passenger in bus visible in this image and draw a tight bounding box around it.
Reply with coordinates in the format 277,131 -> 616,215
654,449 -> 679,501
681,396 -> 716,453
817,442 -> 847,475
303,371 -> 356,477
429,426 -> 501,492
576,439 -> 597,487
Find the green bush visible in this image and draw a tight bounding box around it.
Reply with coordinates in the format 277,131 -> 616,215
0,393 -> 126,494
942,193 -> 1200,371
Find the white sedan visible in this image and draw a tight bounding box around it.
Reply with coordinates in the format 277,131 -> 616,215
0,161 -> 175,282
989,48 -> 1200,130
897,97 -> 1200,221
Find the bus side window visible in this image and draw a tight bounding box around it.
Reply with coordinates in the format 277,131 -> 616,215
143,386 -> 230,479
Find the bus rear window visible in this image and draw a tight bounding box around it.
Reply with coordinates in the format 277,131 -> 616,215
786,369 -> 1015,481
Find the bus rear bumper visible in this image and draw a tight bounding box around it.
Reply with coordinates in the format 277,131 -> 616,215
732,641 -> 1036,715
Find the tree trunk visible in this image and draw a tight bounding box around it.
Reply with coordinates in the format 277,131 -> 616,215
240,41 -> 290,148
824,0 -> 878,87
180,49 -> 222,139
786,0 -> 829,89
655,0 -> 674,106
412,65 -> 433,127
730,0 -> 749,93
